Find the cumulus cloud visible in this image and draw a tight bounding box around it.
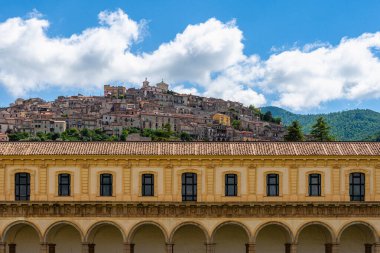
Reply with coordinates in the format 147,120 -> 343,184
260,33 -> 380,110
0,9 -> 380,110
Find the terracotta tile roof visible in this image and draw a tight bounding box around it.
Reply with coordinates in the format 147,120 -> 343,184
0,142 -> 379,156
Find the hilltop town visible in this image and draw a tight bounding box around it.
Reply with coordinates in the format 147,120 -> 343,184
0,79 -> 285,141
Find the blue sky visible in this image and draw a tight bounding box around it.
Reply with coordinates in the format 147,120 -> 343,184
0,0 -> 380,113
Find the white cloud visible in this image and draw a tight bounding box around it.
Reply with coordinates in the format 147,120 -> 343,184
0,9 -> 380,110
259,33 -> 380,110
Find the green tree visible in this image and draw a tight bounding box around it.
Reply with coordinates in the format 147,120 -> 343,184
120,129 -> 129,141
284,121 -> 304,141
232,120 -> 241,130
310,117 -> 334,141
180,132 -> 192,141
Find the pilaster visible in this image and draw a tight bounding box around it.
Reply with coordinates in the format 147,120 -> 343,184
332,165 -> 341,201
123,165 -> 131,200
164,165 -> 173,201
375,165 -> 380,200
248,165 -> 257,200
205,243 -> 215,253
245,243 -> 256,253
124,243 -> 134,253
0,164 -> 5,198
39,165 -> 48,201
165,243 -> 174,253
206,166 -> 215,201
40,243 -> 48,253
289,165 -> 298,200
0,243 -> 5,253
374,243 -> 380,253
81,165 -> 90,200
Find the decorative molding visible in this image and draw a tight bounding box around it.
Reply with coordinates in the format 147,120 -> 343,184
0,202 -> 380,218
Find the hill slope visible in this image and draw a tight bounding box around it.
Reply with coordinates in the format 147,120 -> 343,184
261,106 -> 380,141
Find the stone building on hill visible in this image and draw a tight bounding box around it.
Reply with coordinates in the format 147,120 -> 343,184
0,142 -> 379,253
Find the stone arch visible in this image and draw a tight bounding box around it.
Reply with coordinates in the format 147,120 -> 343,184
2,220 -> 43,242
253,221 -> 294,243
127,221 -> 169,242
169,221 -> 210,243
128,221 -> 169,253
338,221 -> 378,253
2,220 -> 43,253
295,221 -> 336,253
211,221 -> 252,242
43,220 -> 85,242
211,221 -> 251,253
254,221 -> 294,253
85,220 -> 127,243
295,221 -> 335,243
337,221 -> 378,243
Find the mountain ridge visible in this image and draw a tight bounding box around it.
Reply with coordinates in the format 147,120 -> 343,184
261,106 -> 380,141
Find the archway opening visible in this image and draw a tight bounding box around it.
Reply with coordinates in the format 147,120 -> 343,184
45,223 -> 82,253
87,223 -> 124,253
256,223 -> 292,253
172,224 -> 207,253
339,223 -> 376,253
4,223 -> 41,253
131,224 -> 166,253
297,224 -> 333,253
213,223 -> 249,253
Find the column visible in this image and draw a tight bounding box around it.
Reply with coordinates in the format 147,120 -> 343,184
365,244 -> 372,253
0,243 -> 6,253
166,243 -> 174,253
291,244 -> 297,253
88,244 -> 95,253
124,243 -> 134,253
8,244 -> 16,253
326,243 -> 339,253
40,243 -> 49,253
374,243 -> 380,253
205,243 -> 215,253
48,244 -> 56,253
82,243 -> 95,253
245,243 -> 256,253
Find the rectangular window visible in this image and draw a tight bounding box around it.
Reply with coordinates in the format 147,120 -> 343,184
142,174 -> 154,196
266,174 -> 279,196
182,173 -> 197,201
100,174 -> 113,196
58,173 -> 71,196
309,174 -> 321,196
225,174 -> 238,196
350,173 -> 365,201
15,173 -> 30,201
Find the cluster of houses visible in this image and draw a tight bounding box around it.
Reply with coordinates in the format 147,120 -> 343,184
0,79 -> 285,141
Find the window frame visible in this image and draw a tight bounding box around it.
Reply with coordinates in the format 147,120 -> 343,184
142,173 -> 154,196
225,173 -> 238,196
15,172 -> 30,201
100,173 -> 113,197
58,173 -> 71,197
308,173 -> 321,196
266,173 -> 279,197
182,173 -> 197,201
349,172 -> 365,201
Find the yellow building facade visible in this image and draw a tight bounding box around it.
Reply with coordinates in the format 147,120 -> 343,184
212,113 -> 231,126
0,142 -> 380,253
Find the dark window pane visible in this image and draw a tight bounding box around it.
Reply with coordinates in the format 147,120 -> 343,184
15,173 -> 30,201
350,173 -> 365,201
267,174 -> 279,196
142,174 -> 154,196
182,173 -> 197,201
100,174 -> 113,196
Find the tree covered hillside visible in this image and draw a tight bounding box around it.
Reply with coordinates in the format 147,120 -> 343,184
261,106 -> 380,141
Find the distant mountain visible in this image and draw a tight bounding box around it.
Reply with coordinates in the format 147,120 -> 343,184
261,106 -> 380,141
